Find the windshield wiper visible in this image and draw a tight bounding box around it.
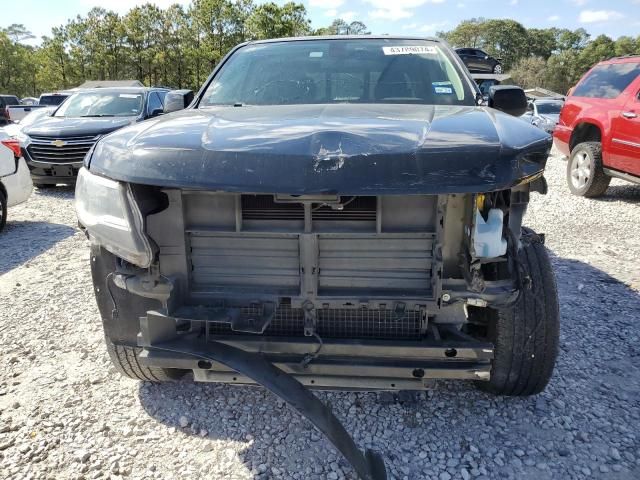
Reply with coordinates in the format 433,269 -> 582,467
80,114 -> 116,117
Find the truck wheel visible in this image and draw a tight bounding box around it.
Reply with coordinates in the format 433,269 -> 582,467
567,142 -> 610,197
105,338 -> 186,382
0,190 -> 7,232
476,229 -> 559,396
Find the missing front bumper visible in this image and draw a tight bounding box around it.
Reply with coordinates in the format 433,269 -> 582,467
139,310 -> 493,390
137,311 -> 493,480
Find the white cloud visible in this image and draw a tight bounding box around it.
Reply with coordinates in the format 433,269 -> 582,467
571,0 -> 588,5
310,0 -> 345,8
325,9 -> 338,17
578,10 -> 623,23
419,21 -> 450,34
548,15 -> 560,21
340,11 -> 358,22
400,20 -> 449,34
366,0 -> 445,22
509,0 -> 518,5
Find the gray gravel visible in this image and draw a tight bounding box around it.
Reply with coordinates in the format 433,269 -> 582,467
1,152 -> 639,480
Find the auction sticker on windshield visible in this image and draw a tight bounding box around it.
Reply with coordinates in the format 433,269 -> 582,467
382,46 -> 438,55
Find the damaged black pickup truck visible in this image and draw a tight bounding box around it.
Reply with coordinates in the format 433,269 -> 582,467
76,36 -> 558,479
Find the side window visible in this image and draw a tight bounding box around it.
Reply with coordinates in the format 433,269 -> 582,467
147,92 -> 163,115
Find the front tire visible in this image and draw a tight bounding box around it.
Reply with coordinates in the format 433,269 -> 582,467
567,142 -> 611,197
476,229 -> 559,396
105,338 -> 186,382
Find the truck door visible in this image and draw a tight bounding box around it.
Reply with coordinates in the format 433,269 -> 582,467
609,77 -> 640,177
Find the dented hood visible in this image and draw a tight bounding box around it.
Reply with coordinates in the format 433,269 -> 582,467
88,104 -> 551,194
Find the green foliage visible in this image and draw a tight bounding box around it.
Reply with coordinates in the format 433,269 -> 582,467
247,2 -> 311,39
509,56 -> 548,90
440,18 -> 640,94
314,19 -> 371,36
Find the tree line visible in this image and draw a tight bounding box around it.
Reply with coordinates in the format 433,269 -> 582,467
1,6 -> 639,99
438,18 -> 640,93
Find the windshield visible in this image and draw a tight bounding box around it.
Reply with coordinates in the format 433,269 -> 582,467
200,39 -> 474,107
536,102 -> 562,115
55,91 -> 143,117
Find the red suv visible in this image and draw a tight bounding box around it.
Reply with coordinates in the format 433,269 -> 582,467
554,56 -> 640,197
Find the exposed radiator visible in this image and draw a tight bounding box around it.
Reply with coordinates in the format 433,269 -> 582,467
189,232 -> 300,294
317,234 -> 434,295
188,231 -> 435,297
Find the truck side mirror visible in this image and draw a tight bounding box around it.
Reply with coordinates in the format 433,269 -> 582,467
488,86 -> 528,117
149,108 -> 164,118
163,89 -> 195,114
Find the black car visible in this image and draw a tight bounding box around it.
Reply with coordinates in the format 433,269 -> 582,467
18,87 -> 188,187
455,47 -> 503,74
75,37 -> 556,479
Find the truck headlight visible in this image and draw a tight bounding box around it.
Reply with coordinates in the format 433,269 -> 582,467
75,167 -> 153,267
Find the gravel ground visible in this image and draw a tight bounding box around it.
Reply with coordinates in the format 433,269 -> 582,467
1,153 -> 639,480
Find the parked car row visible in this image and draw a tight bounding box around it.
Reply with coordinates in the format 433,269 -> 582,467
0,84 -> 193,230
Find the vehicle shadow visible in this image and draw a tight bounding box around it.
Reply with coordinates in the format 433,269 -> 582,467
0,220 -> 76,274
594,184 -> 640,204
137,253 -> 640,479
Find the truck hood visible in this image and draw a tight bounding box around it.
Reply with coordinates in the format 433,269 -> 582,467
89,104 -> 551,195
24,116 -> 136,138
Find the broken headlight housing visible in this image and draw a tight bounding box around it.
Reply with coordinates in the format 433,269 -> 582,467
75,167 -> 153,268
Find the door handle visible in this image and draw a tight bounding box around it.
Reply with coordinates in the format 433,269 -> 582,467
622,111 -> 637,119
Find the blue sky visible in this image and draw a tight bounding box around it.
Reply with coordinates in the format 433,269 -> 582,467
6,0 -> 640,44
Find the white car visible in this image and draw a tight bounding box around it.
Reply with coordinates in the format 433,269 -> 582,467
0,129 -> 33,232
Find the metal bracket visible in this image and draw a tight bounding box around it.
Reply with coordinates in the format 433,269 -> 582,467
303,301 -> 317,337
150,340 -> 388,480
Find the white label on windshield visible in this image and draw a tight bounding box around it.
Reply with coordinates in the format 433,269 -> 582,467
383,46 -> 438,55
119,94 -> 140,98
